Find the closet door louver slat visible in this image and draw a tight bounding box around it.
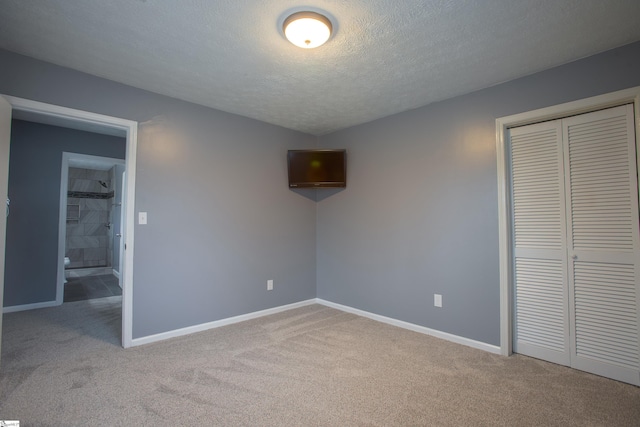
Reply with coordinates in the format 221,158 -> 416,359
510,104 -> 640,385
564,105 -> 640,385
510,121 -> 570,366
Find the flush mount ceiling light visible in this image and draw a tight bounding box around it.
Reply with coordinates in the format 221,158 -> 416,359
283,11 -> 332,49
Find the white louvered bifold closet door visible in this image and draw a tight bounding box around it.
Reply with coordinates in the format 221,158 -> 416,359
510,104 -> 640,386
510,121 -> 570,366
563,104 -> 640,385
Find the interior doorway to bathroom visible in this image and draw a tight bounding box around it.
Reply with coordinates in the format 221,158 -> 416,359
58,153 -> 126,303
0,95 -> 138,351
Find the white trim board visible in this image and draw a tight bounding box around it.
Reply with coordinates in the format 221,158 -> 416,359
131,299 -> 318,347
3,300 -> 58,314
317,299 -> 501,354
131,298 -> 500,355
2,95 -> 138,349
495,86 -> 640,357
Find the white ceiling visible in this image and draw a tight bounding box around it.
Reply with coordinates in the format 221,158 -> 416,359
1,0 -> 640,136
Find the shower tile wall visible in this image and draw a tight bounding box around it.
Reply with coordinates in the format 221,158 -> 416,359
66,167 -> 112,269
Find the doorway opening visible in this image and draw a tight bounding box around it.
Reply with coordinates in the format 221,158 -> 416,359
1,95 -> 138,348
59,153 -> 126,303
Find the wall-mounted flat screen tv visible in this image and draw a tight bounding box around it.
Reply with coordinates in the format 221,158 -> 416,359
287,149 -> 346,188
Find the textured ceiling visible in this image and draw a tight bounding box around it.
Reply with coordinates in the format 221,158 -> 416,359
1,0 -> 640,135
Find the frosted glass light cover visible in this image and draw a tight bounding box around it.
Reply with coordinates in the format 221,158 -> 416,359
283,12 -> 332,49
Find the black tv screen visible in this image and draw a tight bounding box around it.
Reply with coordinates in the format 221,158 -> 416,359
287,149 -> 346,188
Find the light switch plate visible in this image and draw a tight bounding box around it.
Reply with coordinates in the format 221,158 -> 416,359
139,212 -> 147,225
434,294 -> 442,308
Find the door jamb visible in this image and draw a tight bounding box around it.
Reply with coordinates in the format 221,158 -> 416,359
2,95 -> 138,348
495,86 -> 640,356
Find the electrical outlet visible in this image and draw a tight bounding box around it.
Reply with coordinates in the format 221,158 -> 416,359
434,294 -> 442,308
267,280 -> 274,291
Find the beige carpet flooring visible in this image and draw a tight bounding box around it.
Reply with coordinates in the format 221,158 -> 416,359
1,298 -> 639,426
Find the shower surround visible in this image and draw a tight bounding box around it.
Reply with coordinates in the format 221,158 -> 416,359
65,167 -> 114,271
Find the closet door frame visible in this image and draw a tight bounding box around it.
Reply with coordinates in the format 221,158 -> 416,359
496,86 -> 640,357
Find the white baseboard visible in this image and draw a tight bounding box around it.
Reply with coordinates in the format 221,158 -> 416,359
112,269 -> 120,279
316,298 -> 501,355
3,299 -> 59,313
131,299 -> 317,347
129,297 -> 500,355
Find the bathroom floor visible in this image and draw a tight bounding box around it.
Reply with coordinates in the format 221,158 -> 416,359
64,274 -> 122,303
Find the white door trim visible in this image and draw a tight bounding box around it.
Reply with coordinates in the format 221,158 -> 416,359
496,86 -> 640,356
2,95 -> 137,348
0,96 -> 11,369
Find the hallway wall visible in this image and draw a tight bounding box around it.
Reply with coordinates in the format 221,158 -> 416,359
4,120 -> 125,307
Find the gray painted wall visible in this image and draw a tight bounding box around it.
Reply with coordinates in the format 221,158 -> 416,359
2,41 -> 640,344
317,41 -> 640,346
0,50 -> 317,338
5,120 -> 125,306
